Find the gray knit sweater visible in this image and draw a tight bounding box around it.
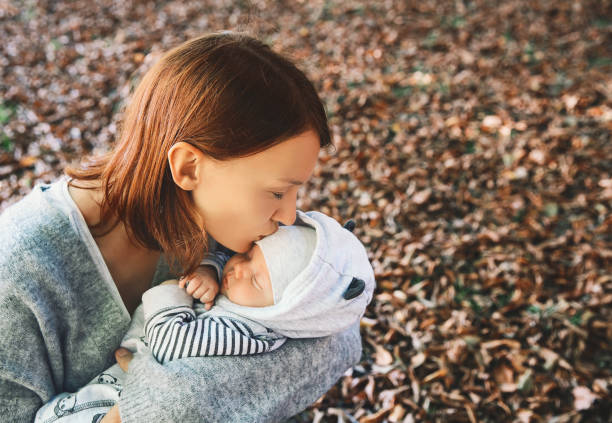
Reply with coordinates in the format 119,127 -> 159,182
0,179 -> 362,423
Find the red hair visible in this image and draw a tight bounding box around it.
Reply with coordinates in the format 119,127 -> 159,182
67,32 -> 331,274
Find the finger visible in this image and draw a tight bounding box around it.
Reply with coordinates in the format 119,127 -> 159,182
204,301 -> 214,311
193,286 -> 210,300
115,348 -> 133,372
178,277 -> 186,288
199,288 -> 218,302
185,280 -> 201,295
200,293 -> 214,303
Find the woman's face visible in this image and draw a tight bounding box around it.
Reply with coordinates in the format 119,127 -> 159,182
192,129 -> 320,253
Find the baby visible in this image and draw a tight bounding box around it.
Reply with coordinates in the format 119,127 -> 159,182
144,210 -> 374,361
35,210 -> 375,422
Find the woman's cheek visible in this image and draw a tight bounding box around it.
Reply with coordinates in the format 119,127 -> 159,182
251,196 -> 275,222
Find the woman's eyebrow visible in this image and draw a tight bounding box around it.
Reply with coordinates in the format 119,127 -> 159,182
277,178 -> 304,186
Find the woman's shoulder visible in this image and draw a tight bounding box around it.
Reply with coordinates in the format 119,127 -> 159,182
0,180 -> 78,267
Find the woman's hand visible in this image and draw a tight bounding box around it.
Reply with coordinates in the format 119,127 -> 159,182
115,347 -> 134,372
100,348 -> 134,423
100,404 -> 121,423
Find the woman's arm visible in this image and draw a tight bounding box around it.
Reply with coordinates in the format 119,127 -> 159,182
0,286 -> 59,422
0,288 -> 125,423
117,324 -> 362,423
0,380 -> 44,422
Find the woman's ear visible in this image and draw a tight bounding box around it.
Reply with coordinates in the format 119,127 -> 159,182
167,142 -> 204,191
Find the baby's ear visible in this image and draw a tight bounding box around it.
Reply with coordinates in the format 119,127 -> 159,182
343,219 -> 356,232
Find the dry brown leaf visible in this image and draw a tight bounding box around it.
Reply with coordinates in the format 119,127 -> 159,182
572,386 -> 598,411
411,189 -> 431,205
358,406 -> 393,423
493,363 -> 514,385
422,368 -> 448,384
373,345 -> 394,366
482,339 -> 521,350
364,376 -> 376,404
18,156 -> 38,168
410,352 -> 426,369
387,405 -> 406,422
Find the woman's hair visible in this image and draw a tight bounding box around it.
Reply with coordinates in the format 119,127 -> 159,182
66,32 -> 331,274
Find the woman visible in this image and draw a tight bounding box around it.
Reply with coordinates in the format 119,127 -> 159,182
0,32 -> 361,422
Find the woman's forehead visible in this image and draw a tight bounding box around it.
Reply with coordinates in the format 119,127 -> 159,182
241,130 -> 319,166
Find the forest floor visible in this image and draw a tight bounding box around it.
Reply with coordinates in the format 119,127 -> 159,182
1,1 -> 610,422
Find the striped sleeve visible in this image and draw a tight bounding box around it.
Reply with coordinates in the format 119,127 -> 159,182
144,306 -> 199,364
144,310 -> 286,364
199,249 -> 232,282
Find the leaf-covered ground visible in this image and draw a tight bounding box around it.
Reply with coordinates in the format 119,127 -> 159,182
1,1 -> 610,422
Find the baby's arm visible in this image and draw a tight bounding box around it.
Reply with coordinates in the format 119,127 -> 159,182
142,284 -> 280,363
142,284 -> 198,363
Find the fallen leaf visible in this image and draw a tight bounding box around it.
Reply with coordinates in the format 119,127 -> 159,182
573,386 -> 598,411
374,345 -> 394,366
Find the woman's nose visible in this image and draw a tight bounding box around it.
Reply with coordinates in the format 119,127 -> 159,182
272,192 -> 297,226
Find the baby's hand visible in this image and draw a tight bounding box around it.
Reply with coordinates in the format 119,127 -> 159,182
179,265 -> 219,310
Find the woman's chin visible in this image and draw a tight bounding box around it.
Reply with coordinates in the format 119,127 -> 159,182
231,240 -> 257,254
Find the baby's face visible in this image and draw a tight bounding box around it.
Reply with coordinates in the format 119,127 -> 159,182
220,244 -> 273,307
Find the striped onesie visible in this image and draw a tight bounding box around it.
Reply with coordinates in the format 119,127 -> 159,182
141,246 -> 286,364
144,298 -> 285,364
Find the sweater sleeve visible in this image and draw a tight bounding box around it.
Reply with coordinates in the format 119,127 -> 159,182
0,189 -> 130,423
119,323 -> 362,423
0,285 -> 58,422
0,262 -> 123,423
